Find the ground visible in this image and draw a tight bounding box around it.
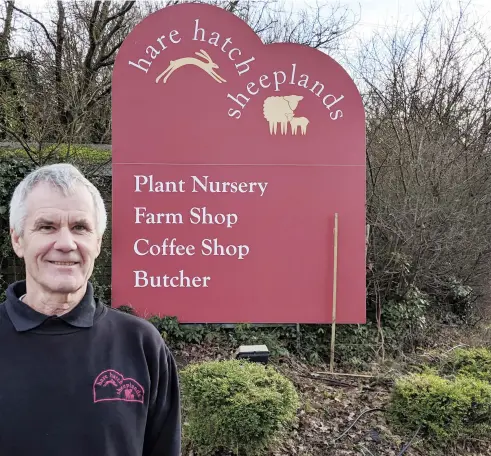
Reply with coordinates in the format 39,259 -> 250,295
171,326 -> 491,456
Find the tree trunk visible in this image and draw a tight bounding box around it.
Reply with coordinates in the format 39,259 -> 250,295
0,0 -> 14,58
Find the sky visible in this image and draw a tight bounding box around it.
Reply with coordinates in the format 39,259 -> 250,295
10,0 -> 491,43
11,0 -> 491,27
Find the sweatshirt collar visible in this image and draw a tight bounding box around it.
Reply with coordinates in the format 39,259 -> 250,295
4,280 -> 97,332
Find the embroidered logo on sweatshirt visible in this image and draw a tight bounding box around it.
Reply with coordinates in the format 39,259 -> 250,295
93,369 -> 144,403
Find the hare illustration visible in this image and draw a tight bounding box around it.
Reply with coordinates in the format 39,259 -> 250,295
155,49 -> 226,84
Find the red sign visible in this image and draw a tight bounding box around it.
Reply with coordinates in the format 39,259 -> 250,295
111,3 -> 366,323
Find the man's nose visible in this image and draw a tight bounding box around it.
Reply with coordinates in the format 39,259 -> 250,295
53,227 -> 77,251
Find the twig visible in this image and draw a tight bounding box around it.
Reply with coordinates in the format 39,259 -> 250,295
315,371 -> 375,379
358,445 -> 375,456
397,424 -> 422,455
333,408 -> 385,443
299,373 -> 354,388
443,344 -> 467,354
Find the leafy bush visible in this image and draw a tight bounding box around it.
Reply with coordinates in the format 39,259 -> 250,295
180,359 -> 299,455
387,371 -> 491,445
441,347 -> 491,383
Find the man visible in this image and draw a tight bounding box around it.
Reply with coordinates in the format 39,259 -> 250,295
0,163 -> 181,455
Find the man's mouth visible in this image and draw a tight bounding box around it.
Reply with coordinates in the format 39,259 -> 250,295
49,261 -> 78,266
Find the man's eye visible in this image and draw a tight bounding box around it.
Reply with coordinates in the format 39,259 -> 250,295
73,225 -> 86,231
40,225 -> 53,231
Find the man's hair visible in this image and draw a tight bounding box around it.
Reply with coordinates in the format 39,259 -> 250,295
9,163 -> 107,237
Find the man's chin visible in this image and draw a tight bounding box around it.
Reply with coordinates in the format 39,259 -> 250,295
45,279 -> 86,295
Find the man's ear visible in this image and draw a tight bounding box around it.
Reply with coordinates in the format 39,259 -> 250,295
11,228 -> 24,259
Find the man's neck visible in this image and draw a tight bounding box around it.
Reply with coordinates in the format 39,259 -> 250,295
21,280 -> 87,317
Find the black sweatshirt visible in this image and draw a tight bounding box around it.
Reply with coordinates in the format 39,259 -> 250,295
0,280 -> 181,456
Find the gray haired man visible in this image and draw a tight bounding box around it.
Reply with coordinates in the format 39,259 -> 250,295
0,163 -> 181,455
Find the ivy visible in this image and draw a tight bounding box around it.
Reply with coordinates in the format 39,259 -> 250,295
0,155 -> 34,300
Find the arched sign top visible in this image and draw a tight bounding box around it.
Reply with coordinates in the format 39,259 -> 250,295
113,2 -> 365,166
111,3 -> 366,324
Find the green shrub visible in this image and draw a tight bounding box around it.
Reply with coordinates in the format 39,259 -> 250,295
180,359 -> 299,455
387,371 -> 491,445
441,347 -> 491,382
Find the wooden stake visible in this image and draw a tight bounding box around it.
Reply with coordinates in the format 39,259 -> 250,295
330,213 -> 339,373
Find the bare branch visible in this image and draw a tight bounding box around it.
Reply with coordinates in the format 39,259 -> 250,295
10,3 -> 56,49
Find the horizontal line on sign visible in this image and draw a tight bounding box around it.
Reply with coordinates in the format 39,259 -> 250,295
113,163 -> 365,167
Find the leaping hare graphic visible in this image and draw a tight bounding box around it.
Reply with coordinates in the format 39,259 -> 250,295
155,49 -> 226,84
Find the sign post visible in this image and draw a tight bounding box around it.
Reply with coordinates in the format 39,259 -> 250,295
111,3 -> 366,324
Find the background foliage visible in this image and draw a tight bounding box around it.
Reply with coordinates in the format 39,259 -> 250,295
2,2 -> 491,454
1,0 -> 491,364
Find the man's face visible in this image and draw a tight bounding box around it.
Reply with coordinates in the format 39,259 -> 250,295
11,182 -> 102,295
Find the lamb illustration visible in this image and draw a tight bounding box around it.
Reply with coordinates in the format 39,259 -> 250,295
263,95 -> 304,135
155,49 -> 226,84
289,116 -> 310,135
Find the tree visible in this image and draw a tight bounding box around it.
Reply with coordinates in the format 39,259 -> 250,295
0,1 -> 138,164
352,1 -> 491,333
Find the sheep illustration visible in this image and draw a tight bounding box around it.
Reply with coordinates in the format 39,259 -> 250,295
289,116 -> 310,135
263,95 -> 304,135
124,389 -> 135,400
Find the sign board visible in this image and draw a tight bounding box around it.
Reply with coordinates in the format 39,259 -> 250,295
111,3 -> 366,323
